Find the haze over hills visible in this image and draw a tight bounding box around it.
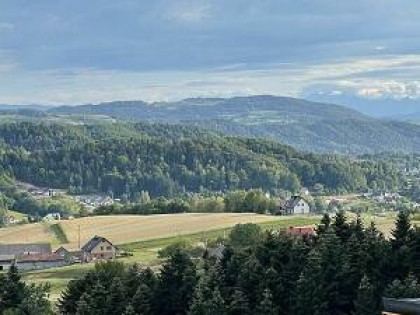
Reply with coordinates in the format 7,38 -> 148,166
45,95 -> 420,154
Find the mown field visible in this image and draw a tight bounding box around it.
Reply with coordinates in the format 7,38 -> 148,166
0,213 -> 295,249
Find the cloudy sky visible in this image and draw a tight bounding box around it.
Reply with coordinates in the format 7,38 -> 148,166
0,0 -> 419,111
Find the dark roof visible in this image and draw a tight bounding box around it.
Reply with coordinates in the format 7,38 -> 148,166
54,246 -> 70,255
17,253 -> 65,263
0,243 -> 51,256
81,236 -> 113,253
282,196 -> 305,210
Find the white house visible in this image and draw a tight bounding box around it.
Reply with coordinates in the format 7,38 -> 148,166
277,196 -> 311,215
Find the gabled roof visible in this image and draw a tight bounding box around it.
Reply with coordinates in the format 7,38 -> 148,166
54,246 -> 70,254
283,196 -> 306,210
0,243 -> 51,256
81,236 -> 113,253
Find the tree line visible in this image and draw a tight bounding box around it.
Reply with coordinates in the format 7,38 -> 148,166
0,122 -> 404,200
53,211 -> 419,315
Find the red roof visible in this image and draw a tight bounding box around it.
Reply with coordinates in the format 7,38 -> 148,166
287,226 -> 315,236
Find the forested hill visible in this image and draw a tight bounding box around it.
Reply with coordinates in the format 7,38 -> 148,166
47,95 -> 420,154
0,122 -> 402,198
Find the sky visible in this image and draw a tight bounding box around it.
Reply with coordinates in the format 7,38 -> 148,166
0,0 -> 420,112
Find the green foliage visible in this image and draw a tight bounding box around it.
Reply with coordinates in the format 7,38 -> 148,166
0,265 -> 52,314
0,122 -> 404,200
228,223 -> 262,248
58,214 -> 419,315
384,273 -> 420,298
355,276 -> 381,315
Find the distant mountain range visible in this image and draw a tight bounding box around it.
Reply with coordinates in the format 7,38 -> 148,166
304,93 -> 420,118
2,95 -> 420,154
45,95 -> 420,154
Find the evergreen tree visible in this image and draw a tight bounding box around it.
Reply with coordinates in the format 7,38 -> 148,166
391,211 -> 413,249
355,276 -> 381,315
255,289 -> 277,315
76,282 -> 108,315
131,284 -> 153,315
316,213 -> 331,235
1,265 -> 26,311
409,226 -> 420,278
189,284 -> 226,315
228,289 -> 250,315
156,248 -> 197,315
332,210 -> 351,242
122,304 -> 136,315
105,278 -> 127,315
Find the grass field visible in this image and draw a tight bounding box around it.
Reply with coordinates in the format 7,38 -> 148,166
0,213 -> 301,250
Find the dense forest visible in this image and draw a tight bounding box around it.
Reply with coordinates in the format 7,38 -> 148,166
2,211 -> 412,315
0,122 -> 403,200
46,95 -> 420,154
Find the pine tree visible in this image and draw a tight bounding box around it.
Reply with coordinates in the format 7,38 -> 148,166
131,284 -> 153,315
332,210 -> 351,242
76,282 -> 108,315
228,289 -> 250,315
255,289 -> 277,315
391,211 -> 413,249
189,284 -> 226,315
122,304 -> 136,315
1,265 -> 26,310
105,278 -> 127,315
156,248 -> 197,315
316,213 -> 331,235
355,276 -> 381,315
409,226 -> 420,278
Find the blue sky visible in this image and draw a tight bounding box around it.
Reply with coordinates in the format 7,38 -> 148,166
0,0 -> 419,107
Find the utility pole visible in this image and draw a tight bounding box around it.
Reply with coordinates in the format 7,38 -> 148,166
78,224 -> 81,250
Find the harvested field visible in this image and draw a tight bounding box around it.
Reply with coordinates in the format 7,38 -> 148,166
59,213 -> 286,250
0,213 -> 289,250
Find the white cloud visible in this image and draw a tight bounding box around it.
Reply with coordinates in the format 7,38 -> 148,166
0,22 -> 15,31
165,1 -> 211,23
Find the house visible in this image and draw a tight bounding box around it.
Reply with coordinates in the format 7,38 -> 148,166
286,226 -> 316,237
2,214 -> 19,226
43,213 -> 61,221
81,236 -> 116,262
55,246 -> 70,258
277,196 -> 310,215
300,187 -> 310,196
15,253 -> 67,270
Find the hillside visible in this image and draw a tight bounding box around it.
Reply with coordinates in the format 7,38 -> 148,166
0,122 -> 403,199
47,95 -> 420,154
